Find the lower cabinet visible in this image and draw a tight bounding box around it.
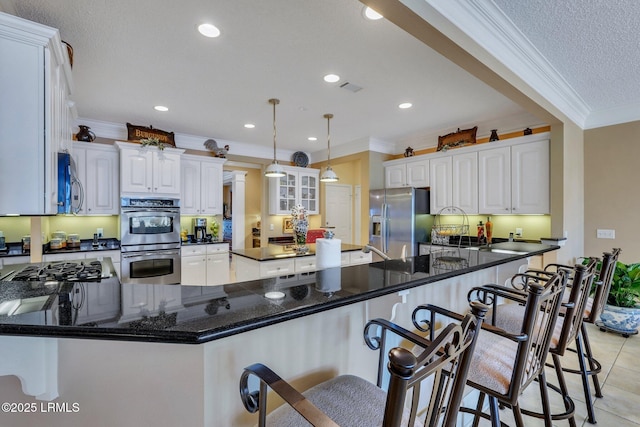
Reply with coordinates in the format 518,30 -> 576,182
181,243 -> 229,286
119,282 -> 183,322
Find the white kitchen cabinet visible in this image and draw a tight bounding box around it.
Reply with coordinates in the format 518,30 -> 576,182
180,154 -> 225,215
116,141 -> 184,197
430,153 -> 477,214
268,166 -> 320,215
73,142 -> 119,215
181,243 -> 229,286
478,139 -> 549,214
0,14 -> 73,215
384,158 -> 429,189
294,256 -> 317,273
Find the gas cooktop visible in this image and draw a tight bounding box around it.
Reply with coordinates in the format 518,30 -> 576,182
3,259 -> 110,282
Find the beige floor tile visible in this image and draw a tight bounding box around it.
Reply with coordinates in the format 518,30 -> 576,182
586,407 -> 640,427
595,383 -> 640,424
618,344 -> 640,373
605,365 -> 640,395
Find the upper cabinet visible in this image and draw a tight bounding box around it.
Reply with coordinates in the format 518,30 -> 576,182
478,139 -> 549,214
429,152 -> 478,214
73,142 -> 119,215
385,158 -> 429,189
0,13 -> 73,215
268,166 -> 319,215
180,154 -> 226,215
115,141 -> 184,197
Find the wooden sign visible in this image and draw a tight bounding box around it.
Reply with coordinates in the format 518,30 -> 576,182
126,123 -> 176,147
437,126 -> 477,151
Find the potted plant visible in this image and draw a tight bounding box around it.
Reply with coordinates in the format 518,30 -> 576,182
599,261 -> 640,337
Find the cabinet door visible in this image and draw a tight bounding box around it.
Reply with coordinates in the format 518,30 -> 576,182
429,156 -> 452,214
511,140 -> 549,214
406,160 -> 429,188
120,148 -> 153,194
181,255 -> 207,286
153,152 -> 181,195
452,152 -> 478,214
385,164 -> 406,188
206,253 -> 229,285
299,172 -> 318,214
84,147 -> 119,214
200,161 -> 223,215
180,159 -> 201,214
269,172 -> 297,215
478,147 -> 511,214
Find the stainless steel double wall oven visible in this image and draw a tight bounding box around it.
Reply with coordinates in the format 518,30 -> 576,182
120,197 -> 181,285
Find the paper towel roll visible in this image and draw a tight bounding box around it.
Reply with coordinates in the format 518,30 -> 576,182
315,238 -> 341,269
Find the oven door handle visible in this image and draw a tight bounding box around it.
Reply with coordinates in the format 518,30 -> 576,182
122,249 -> 180,258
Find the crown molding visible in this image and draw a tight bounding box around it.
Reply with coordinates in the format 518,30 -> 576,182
584,101 -> 640,129
417,0 -> 590,128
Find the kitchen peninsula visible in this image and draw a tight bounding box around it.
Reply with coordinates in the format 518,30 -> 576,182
0,244 -> 557,427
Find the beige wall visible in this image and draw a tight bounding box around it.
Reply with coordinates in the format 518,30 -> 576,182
584,121 -> 640,263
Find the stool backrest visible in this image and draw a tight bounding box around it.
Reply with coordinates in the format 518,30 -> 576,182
586,248 -> 621,323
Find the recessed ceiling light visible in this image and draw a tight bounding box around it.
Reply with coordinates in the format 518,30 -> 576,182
244,123 -> 255,129
154,105 -> 169,112
198,23 -> 221,38
323,74 -> 340,83
308,136 -> 317,141
398,102 -> 413,109
363,7 -> 383,20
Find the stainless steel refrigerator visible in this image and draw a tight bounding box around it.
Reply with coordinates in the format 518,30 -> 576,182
369,188 -> 431,260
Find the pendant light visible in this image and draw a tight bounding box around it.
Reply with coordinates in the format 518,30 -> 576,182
264,98 -> 285,178
320,113 -> 339,182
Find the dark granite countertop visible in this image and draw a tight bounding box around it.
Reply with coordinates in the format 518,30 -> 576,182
0,244 -> 558,344
232,243 -> 364,261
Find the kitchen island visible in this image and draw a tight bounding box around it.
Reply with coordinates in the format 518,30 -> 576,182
0,244 -> 557,427
232,242 -> 371,282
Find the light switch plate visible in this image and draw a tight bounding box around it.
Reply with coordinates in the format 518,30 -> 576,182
515,228 -> 523,237
96,228 -> 104,237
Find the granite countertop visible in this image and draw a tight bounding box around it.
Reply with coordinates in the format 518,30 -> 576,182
0,244 -> 558,344
232,243 -> 364,261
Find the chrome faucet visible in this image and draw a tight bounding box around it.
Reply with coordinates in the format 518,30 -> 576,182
362,244 -> 391,260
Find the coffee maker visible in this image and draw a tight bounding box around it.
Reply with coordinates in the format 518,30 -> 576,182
193,218 -> 207,242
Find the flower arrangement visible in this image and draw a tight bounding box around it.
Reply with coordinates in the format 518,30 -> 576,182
291,204 -> 309,246
139,137 -> 165,150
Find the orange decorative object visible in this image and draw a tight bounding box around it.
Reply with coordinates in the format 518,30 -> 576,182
485,217 -> 493,244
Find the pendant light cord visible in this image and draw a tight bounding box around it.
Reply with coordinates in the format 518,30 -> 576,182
324,113 -> 333,166
269,98 -> 280,162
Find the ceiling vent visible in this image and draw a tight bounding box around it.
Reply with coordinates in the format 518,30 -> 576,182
340,82 -> 363,93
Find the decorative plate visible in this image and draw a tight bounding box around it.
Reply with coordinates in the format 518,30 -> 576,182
292,151 -> 309,167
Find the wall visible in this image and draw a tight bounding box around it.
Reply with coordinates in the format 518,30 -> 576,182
585,121 -> 640,263
0,216 -> 119,243
226,166 -> 262,248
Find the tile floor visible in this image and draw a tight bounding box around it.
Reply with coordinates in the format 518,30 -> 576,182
467,323 -> 640,426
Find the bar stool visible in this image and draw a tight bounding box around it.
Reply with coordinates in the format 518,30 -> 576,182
562,248 -> 620,423
413,271 -> 567,427
239,301 -> 487,427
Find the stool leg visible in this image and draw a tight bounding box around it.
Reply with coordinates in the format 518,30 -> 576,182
576,329 -> 598,423
581,323 -> 604,398
552,353 -> 577,427
472,392 -> 485,427
536,370 -> 554,427
487,395 -> 501,427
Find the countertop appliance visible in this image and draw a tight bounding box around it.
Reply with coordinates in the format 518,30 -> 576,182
120,197 -> 181,285
369,188 -> 430,261
193,218 -> 207,242
57,152 -> 84,214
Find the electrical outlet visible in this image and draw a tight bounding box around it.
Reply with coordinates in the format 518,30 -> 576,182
97,228 -> 103,238
269,223 -> 274,231
596,229 -> 615,239
515,228 -> 523,237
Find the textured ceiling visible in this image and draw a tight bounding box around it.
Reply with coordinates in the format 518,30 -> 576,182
0,0 -> 543,159
493,0 -> 640,114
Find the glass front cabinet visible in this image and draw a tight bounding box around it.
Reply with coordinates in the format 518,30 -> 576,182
269,166 -> 319,215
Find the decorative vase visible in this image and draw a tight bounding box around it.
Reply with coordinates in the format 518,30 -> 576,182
598,304 -> 640,337
294,230 -> 308,252
76,125 -> 96,142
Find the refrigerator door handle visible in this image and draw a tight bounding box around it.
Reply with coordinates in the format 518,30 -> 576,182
381,203 -> 388,253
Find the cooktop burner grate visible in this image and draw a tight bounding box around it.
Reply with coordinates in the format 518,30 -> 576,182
11,260 -> 103,282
